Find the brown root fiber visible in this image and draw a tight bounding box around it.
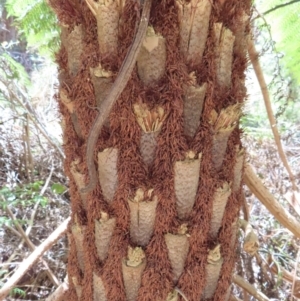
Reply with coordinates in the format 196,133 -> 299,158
50,0 -> 252,299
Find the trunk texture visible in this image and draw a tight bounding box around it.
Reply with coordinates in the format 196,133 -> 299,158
50,0 -> 251,300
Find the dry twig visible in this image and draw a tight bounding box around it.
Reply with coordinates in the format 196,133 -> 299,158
244,164 -> 300,238
232,275 -> 269,301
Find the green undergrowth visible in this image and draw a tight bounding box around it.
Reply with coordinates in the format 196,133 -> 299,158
0,181 -> 67,227
241,97 -> 300,139
0,181 -> 48,226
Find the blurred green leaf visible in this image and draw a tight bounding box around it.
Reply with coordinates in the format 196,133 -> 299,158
0,53 -> 31,86
33,194 -> 48,207
29,180 -> 44,191
0,216 -> 12,227
10,287 -> 26,297
51,183 -> 67,194
5,0 -> 60,58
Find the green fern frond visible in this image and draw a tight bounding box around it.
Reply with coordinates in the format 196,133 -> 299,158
0,52 -> 30,86
257,0 -> 300,83
5,0 -> 60,57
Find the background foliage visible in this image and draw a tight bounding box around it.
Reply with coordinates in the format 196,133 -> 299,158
4,0 -> 59,56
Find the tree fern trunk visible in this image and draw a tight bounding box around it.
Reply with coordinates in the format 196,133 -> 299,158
50,0 -> 251,300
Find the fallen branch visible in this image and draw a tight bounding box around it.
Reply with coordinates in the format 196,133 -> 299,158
45,277 -> 69,301
0,217 -> 70,301
244,164 -> 300,238
5,224 -> 22,238
247,37 -> 297,192
232,275 -> 269,301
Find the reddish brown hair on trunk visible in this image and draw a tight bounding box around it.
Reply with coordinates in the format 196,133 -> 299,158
50,0 -> 251,300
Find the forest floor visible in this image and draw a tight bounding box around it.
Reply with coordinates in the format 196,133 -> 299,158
241,133 -> 300,300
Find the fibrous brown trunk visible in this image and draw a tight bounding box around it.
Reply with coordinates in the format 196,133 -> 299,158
50,0 -> 251,300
